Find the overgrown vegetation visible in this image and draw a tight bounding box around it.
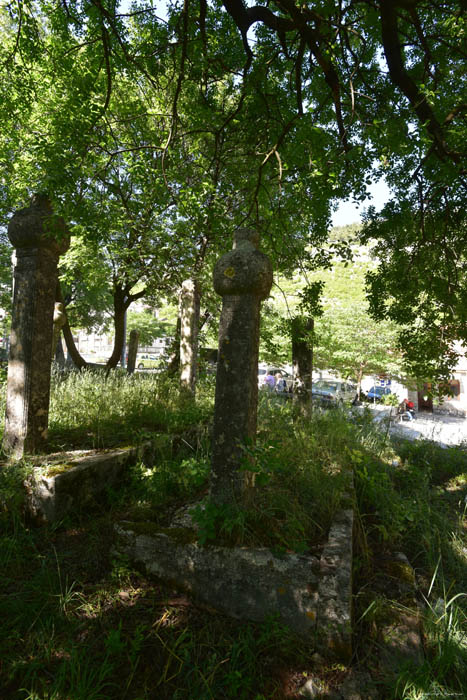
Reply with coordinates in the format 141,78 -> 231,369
0,373 -> 466,698
353,437 -> 467,699
48,368 -> 214,452
110,390 -> 356,553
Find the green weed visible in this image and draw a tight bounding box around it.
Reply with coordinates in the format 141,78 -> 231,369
353,430 -> 467,699
46,368 -> 213,451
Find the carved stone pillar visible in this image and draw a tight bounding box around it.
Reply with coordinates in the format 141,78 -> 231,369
3,195 -> 70,458
210,228 -> 273,506
291,316 -> 314,414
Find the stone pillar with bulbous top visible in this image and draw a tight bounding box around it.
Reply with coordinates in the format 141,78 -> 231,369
3,195 -> 70,458
210,228 -> 273,506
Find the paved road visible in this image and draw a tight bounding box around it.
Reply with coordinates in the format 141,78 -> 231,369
364,405 -> 467,446
390,411 -> 467,446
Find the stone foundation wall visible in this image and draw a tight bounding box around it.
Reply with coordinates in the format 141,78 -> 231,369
24,443 -> 156,524
433,405 -> 466,418
114,507 -> 354,661
23,443 -> 355,660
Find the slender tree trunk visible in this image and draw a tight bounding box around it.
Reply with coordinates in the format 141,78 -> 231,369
54,334 -> 66,368
62,319 -> 87,369
356,364 -> 366,401
106,288 -> 127,369
179,279 -> 201,397
167,315 -> 181,376
127,329 -> 139,374
56,282 -> 87,369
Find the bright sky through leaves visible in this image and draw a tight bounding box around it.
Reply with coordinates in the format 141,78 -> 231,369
332,179 -> 391,227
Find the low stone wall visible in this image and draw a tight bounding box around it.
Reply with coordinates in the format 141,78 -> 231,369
22,439 -> 354,660
24,443 -> 156,524
317,509 -> 354,660
114,507 -> 354,661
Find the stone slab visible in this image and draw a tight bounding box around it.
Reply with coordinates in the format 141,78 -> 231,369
115,521 -> 321,636
316,509 -> 354,661
114,507 -> 354,659
24,442 -> 156,524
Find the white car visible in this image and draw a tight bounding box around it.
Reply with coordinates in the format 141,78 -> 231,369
136,353 -> 160,370
312,379 -> 356,405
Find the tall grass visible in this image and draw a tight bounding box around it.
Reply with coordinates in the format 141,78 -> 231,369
122,398 -> 368,551
353,431 -> 467,699
47,367 -> 213,451
0,369 -> 465,698
0,393 -> 374,698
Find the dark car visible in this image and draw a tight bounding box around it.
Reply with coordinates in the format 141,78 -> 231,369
366,386 -> 391,402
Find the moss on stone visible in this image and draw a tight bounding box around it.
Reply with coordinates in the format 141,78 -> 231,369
45,462 -> 76,477
383,559 -> 416,585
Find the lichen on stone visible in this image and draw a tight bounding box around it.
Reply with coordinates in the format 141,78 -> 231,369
123,521 -> 198,545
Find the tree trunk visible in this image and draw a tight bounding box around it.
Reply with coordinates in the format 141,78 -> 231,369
179,279 -> 201,397
167,315 -> 181,376
106,288 -> 127,369
356,364 -> 366,401
62,320 -> 87,369
54,334 -> 66,368
56,282 -> 87,369
291,316 -> 314,416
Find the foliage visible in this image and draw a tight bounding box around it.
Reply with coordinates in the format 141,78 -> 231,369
0,367 -> 466,697
42,367 -> 213,451
0,0 -> 465,378
311,256 -> 403,382
362,201 -> 467,383
58,235 -> 113,333
189,399 -> 383,551
260,235 -> 405,382
0,500 -> 308,700
126,309 -> 174,348
353,436 -> 467,698
0,226 -> 13,314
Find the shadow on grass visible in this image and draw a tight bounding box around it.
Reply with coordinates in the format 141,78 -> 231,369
0,511 -> 315,700
352,436 -> 467,699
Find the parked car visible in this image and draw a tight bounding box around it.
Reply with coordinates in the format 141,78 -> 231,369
136,353 -> 160,370
366,386 -> 392,402
312,379 -> 356,405
258,367 -> 293,392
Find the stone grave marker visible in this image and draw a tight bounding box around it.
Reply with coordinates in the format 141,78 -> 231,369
210,228 -> 273,505
3,194 -> 70,458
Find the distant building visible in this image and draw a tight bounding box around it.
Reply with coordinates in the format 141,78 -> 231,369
416,343 -> 467,418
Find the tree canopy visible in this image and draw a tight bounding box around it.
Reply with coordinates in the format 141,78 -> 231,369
0,0 -> 465,378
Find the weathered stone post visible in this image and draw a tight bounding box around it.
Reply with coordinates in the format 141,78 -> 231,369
291,316 -> 314,415
210,228 -> 273,506
179,278 -> 200,396
127,329 -> 139,374
3,195 -> 70,458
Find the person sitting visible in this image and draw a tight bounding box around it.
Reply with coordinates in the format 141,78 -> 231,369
398,398 -> 415,421
405,399 -> 416,420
